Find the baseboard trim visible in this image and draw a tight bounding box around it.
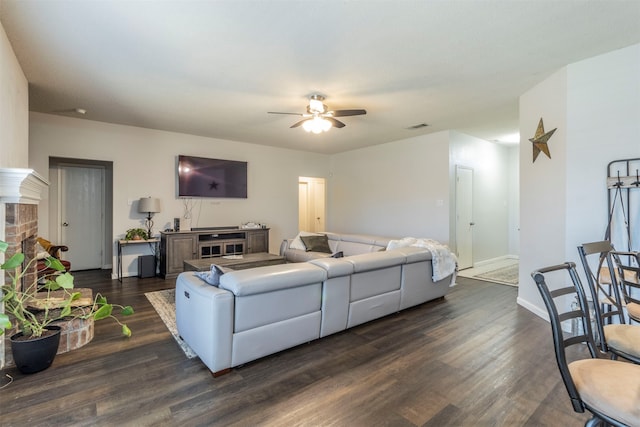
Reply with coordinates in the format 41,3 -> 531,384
517,296 -> 548,321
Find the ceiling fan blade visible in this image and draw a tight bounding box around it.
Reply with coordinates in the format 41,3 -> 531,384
290,118 -> 312,128
268,111 -> 304,116
330,109 -> 367,117
326,117 -> 346,128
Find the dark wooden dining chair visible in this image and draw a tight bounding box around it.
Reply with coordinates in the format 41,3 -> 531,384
610,250 -> 640,324
532,262 -> 640,427
577,241 -> 640,364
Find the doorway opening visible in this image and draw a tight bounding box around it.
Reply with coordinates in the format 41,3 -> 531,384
298,177 -> 326,233
455,165 -> 474,270
48,157 -> 113,271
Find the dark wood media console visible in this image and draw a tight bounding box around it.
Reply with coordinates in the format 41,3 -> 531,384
159,227 -> 270,279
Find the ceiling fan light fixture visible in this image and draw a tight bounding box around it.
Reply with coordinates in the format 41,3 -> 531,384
268,94 -> 365,132
303,117 -> 332,134
321,118 -> 331,132
309,98 -> 325,114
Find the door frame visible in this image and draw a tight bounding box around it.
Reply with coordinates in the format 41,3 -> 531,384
455,165 -> 474,269
49,157 -> 113,270
298,176 -> 326,233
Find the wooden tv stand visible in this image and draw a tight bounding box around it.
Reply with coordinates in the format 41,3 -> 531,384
159,227 -> 270,279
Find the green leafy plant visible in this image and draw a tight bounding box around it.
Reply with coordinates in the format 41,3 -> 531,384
124,228 -> 149,241
0,240 -> 133,338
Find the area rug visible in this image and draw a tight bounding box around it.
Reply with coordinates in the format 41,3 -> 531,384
145,289 -> 197,359
473,263 -> 519,286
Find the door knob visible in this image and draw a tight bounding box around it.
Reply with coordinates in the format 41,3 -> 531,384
62,222 -> 69,227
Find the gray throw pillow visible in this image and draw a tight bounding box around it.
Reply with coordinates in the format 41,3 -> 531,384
300,234 -> 332,253
195,264 -> 225,286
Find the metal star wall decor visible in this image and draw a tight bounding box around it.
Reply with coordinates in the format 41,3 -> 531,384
529,118 -> 556,162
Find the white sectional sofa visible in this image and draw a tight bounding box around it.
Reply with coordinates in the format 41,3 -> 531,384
176,232 -> 456,376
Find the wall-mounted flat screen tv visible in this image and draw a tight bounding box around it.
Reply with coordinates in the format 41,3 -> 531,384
177,155 -> 248,198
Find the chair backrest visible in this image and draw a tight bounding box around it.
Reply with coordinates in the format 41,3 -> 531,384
577,241 -> 626,352
610,250 -> 640,319
531,262 -> 599,413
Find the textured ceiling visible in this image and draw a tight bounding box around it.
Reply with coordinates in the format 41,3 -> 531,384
1,0 -> 639,154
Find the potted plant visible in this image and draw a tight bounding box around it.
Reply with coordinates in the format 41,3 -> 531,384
0,240 -> 134,374
125,228 -> 149,241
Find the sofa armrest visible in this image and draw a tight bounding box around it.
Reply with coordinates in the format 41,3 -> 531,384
309,257 -> 354,277
279,239 -> 292,256
176,272 -> 234,374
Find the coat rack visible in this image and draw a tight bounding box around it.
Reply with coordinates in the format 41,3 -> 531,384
606,158 -> 640,251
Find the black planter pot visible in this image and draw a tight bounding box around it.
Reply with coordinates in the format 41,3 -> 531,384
10,326 -> 61,374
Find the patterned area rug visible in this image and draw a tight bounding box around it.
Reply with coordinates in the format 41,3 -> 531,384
473,264 -> 519,286
145,288 -> 197,359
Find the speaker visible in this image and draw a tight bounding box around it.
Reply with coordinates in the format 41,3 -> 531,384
174,217 -> 180,231
138,255 -> 156,278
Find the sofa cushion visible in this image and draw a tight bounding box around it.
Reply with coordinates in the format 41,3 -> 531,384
393,246 -> 433,263
346,250 -> 407,273
283,249 -> 332,263
301,234 -> 332,253
331,234 -> 389,256
350,266 -> 402,301
234,283 -> 322,332
219,262 -> 327,296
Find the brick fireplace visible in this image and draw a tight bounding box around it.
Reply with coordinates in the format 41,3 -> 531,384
1,168 -> 94,369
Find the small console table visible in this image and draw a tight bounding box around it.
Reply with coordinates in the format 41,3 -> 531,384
159,227 -> 270,279
116,238 -> 160,282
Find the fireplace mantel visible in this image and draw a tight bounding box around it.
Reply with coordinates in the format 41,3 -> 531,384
0,168 -> 49,204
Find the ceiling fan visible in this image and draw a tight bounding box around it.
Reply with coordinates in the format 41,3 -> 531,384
268,95 -> 366,134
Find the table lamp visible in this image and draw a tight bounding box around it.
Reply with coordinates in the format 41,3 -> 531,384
138,197 -> 161,239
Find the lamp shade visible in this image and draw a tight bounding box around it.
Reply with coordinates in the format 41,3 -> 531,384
138,197 -> 160,214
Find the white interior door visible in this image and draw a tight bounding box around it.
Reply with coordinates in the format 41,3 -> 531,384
298,177 -> 326,232
298,181 -> 310,231
60,165 -> 105,270
312,178 -> 326,231
456,166 -> 474,269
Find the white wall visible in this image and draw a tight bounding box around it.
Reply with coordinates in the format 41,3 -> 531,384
327,131 -> 451,242
0,19 -> 29,369
518,43 -> 640,318
449,131 -> 513,263
29,112 -> 330,277
0,21 -> 28,168
566,44 -> 640,253
28,113 -> 518,278
507,146 -> 520,255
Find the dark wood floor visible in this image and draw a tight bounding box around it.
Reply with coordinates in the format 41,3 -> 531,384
0,270 -> 591,426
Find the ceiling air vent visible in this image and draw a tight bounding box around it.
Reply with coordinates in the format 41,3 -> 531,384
406,123 -> 429,130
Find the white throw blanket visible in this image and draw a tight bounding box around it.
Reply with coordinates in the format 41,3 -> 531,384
387,237 -> 458,282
